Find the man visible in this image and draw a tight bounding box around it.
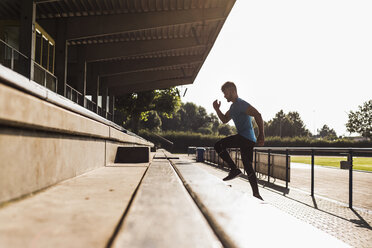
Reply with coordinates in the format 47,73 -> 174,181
213,81 -> 264,200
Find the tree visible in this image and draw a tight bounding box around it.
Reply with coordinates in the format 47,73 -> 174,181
159,101 -> 235,135
265,110 -> 311,137
178,102 -> 211,132
115,87 -> 181,133
141,110 -> 162,132
209,113 -> 220,134
160,110 -> 181,131
218,124 -> 235,136
346,100 -> 372,139
318,124 -> 337,140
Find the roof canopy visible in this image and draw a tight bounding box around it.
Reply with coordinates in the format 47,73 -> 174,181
0,0 -> 235,95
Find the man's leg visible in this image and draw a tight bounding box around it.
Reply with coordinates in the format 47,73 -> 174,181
214,135 -> 242,180
240,140 -> 263,200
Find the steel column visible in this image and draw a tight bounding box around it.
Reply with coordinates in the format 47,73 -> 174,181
286,149 -> 289,189
311,150 -> 315,196
349,150 -> 353,208
267,149 -> 271,182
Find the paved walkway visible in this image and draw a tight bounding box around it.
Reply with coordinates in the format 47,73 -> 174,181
269,162 -> 372,210
182,155 -> 372,248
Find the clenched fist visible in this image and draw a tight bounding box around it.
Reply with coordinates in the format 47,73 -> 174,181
213,100 -> 221,111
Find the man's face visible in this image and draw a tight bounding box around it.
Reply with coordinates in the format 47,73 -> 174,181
223,88 -> 233,102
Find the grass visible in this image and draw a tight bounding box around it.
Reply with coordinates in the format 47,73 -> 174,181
291,156 -> 372,172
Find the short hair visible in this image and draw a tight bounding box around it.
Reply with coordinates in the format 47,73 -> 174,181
221,81 -> 237,92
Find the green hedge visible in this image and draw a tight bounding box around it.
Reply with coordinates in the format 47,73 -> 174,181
138,130 -> 372,153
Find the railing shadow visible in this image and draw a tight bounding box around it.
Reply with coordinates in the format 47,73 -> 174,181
202,160 -> 371,229
350,209 -> 372,230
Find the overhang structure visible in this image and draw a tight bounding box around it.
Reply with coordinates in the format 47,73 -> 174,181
0,0 -> 235,121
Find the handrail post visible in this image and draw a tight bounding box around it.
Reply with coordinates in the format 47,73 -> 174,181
44,68 -> 47,87
311,149 -> 315,196
11,48 -> 14,70
213,148 -> 215,166
268,149 -> 271,183
285,149 -> 289,189
349,150 -> 353,208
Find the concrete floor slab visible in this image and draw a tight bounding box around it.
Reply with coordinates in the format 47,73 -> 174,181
0,166 -> 147,248
290,162 -> 372,210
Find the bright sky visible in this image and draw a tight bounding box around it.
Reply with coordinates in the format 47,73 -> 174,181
181,0 -> 372,137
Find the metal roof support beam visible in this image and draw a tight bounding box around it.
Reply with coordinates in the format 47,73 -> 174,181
109,94 -> 115,118
76,45 -> 87,107
101,82 -> 108,118
57,7 -> 226,40
104,69 -> 186,88
107,77 -> 193,96
54,20 -> 68,96
86,64 -> 99,113
19,0 -> 36,80
84,37 -> 203,62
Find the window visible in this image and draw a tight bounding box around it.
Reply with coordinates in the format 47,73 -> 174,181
34,23 -> 55,74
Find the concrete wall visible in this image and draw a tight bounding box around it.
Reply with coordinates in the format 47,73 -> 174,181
0,81 -> 153,204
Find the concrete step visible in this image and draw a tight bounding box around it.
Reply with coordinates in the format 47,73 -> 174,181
112,159 -> 222,248
153,149 -> 179,159
0,165 -> 148,248
170,158 -> 349,248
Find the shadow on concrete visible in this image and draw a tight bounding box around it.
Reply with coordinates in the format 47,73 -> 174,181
200,161 -> 372,233
312,196 -> 318,209
350,209 -> 372,230
256,178 -> 290,195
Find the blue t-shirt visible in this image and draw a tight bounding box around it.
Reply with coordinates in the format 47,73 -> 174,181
229,98 -> 256,142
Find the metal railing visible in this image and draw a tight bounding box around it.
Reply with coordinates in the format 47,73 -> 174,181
0,39 -> 28,78
0,39 -> 118,128
107,112 -> 113,121
1,39 -> 58,92
204,146 -> 372,208
97,106 -> 102,116
85,98 -> 97,112
66,83 -> 84,105
33,62 -> 58,92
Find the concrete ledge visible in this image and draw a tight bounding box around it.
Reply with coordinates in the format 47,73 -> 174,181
0,66 -> 153,147
0,76 -> 153,203
109,127 -> 152,146
112,160 -> 221,247
0,65 -> 122,132
171,159 -> 349,248
0,166 -> 147,248
0,82 -> 109,138
0,127 -> 105,203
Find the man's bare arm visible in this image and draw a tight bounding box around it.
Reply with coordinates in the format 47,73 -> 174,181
246,105 -> 265,146
213,100 -> 231,124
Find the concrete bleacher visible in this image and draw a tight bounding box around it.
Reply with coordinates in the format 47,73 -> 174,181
0,66 -> 153,204
0,148 -> 349,247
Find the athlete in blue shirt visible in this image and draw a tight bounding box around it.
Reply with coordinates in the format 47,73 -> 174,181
213,81 -> 264,200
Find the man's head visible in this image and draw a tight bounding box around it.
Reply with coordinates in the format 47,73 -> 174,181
221,81 -> 238,102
